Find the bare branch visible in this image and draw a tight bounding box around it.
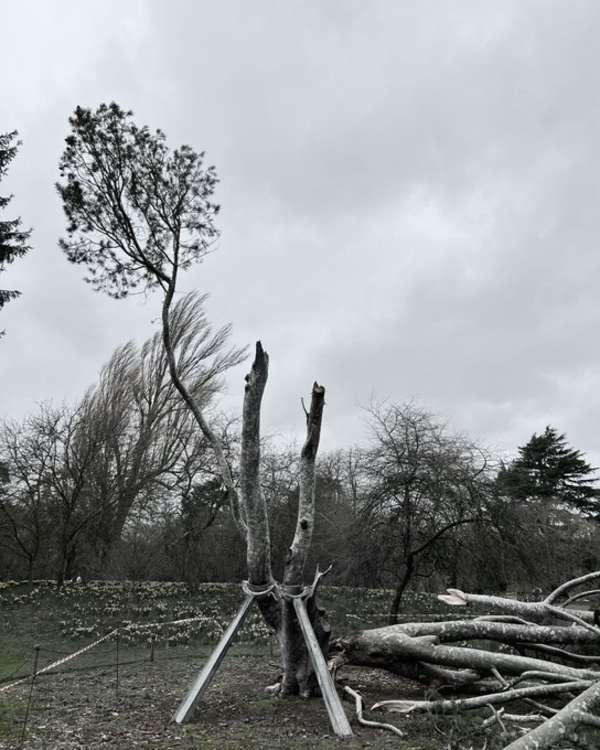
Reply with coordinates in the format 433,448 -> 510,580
503,679 -> 600,750
343,686 -> 404,737
372,681 -> 591,714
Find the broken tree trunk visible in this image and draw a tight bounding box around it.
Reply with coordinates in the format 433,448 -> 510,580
338,627 -> 597,681
334,576 -> 600,749
240,342 -> 330,696
278,379 -> 329,697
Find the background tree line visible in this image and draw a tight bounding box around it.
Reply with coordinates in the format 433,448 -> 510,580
2,105 -> 599,624
2,327 -> 599,621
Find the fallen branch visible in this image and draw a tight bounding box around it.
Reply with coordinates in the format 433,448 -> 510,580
342,686 -> 404,737
339,629 -> 597,681
502,678 -> 600,750
439,588 -> 595,625
543,603 -> 600,638
336,572 -> 600,749
380,620 -> 599,646
545,572 -> 600,607
371,681 -> 591,715
563,589 -> 600,608
516,642 -> 600,665
482,707 -> 545,729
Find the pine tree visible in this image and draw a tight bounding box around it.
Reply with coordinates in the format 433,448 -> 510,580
497,426 -> 600,514
0,131 -> 31,330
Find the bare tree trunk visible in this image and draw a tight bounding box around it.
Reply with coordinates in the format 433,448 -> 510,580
240,342 -> 272,586
388,555 -> 415,624
278,381 -> 328,696
161,274 -> 247,535
239,344 -> 329,695
161,323 -> 330,694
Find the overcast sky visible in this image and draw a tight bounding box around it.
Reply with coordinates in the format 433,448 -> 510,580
2,0 -> 600,467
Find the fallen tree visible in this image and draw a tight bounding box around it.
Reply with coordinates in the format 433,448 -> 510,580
334,572 -> 600,748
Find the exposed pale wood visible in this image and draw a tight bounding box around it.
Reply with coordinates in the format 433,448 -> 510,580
343,686 -> 404,737
374,620 -> 599,645
503,679 -> 600,750
372,681 -> 591,714
439,588 -> 595,624
340,630 -> 597,680
283,382 -> 325,587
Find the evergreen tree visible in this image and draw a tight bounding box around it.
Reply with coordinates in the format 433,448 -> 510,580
497,426 -> 600,514
0,131 -> 31,330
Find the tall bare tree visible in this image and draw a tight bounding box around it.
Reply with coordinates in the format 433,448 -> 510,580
1,402 -> 102,586
0,416 -> 53,580
362,402 -> 490,623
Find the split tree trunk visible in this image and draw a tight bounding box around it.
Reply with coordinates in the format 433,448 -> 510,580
240,342 -> 329,696
161,297 -> 331,696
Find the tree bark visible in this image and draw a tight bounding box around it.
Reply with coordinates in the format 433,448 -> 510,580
277,382 -> 328,696
336,577 -> 600,747
163,331 -> 330,696
502,679 -> 600,750
239,348 -> 329,695
371,620 -> 600,646
241,342 -> 272,586
388,555 -> 415,624
338,628 -> 597,681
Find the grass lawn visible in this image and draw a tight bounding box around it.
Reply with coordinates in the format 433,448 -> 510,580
0,581 -> 509,749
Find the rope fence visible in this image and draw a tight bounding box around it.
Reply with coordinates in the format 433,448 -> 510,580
0,609 -> 275,748
0,628 -> 118,694
0,610 -> 271,693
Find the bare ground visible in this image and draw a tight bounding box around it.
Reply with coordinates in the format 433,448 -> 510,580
0,654 -> 459,750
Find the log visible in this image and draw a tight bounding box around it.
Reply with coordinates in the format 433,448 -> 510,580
502,679 -> 600,750
373,620 -> 599,646
338,574 -> 600,750
439,589 -> 595,625
339,629 -> 597,681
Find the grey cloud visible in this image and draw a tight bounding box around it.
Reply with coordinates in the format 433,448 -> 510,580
1,0 -> 600,473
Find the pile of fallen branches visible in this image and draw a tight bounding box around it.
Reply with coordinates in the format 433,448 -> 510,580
334,572 -> 600,749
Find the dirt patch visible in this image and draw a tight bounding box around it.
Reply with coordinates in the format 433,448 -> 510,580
1,655 -> 450,749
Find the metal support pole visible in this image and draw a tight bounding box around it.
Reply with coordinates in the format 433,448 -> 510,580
173,594 -> 255,724
292,597 -> 353,738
